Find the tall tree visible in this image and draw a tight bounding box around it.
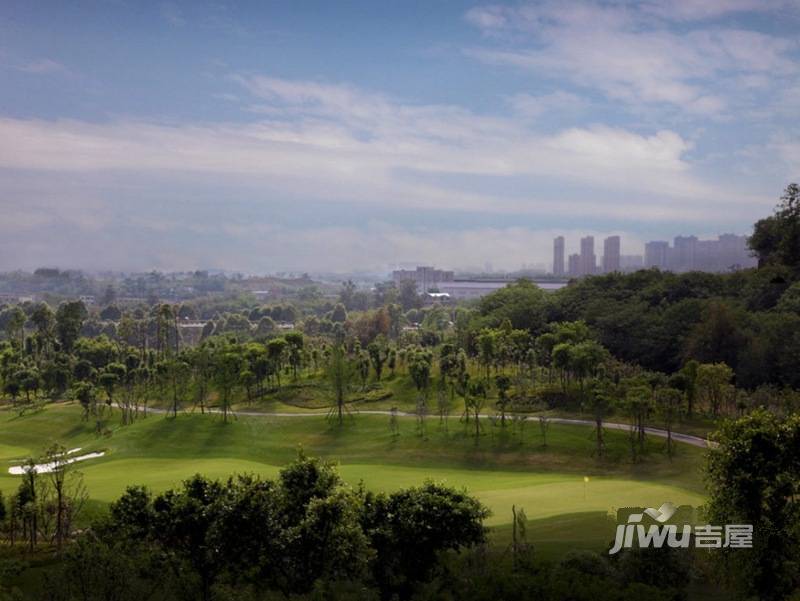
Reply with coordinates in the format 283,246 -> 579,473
326,345 -> 354,425
750,183 -> 800,271
707,410 -> 800,601
55,301 -> 87,353
213,347 -> 243,423
655,386 -> 684,458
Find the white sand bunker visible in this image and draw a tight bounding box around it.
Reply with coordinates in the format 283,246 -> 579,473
8,449 -> 105,475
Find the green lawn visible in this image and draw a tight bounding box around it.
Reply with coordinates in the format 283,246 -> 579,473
0,402 -> 707,555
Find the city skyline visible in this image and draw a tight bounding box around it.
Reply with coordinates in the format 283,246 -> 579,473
553,231 -> 757,276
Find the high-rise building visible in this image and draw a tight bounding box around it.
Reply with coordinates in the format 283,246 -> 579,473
671,235 -> 697,272
579,236 -> 596,276
392,266 -> 454,292
620,254 -> 644,272
602,236 -> 621,273
716,233 -> 755,271
645,241 -> 670,269
567,253 -> 580,277
643,234 -> 756,273
553,236 -> 565,276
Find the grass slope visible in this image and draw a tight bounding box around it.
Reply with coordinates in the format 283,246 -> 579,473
0,403 -> 707,555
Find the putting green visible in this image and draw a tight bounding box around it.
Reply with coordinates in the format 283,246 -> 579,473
14,458 -> 702,529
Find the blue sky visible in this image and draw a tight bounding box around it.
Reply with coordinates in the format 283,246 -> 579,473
1,0 -> 798,273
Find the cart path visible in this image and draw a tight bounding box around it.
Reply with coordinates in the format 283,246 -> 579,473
147,406 -> 715,449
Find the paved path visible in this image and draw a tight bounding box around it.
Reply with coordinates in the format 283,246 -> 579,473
150,406 -> 715,449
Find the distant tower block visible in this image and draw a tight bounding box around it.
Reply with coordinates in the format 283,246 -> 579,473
579,236 -> 596,276
603,236 -> 621,273
553,236 -> 565,276
567,253 -> 580,277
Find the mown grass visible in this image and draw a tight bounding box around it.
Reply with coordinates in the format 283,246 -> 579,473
0,402 -> 707,556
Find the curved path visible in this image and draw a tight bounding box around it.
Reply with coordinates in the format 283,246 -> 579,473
150,406 -> 715,449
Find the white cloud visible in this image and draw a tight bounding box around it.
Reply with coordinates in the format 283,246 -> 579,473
15,58 -> 69,75
506,91 -> 587,118
0,72 -> 775,271
464,1 -> 799,115
0,77 -> 751,221
640,0 -> 794,22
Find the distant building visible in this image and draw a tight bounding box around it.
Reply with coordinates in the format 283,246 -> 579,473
671,235 -> 697,272
579,236 -> 596,276
620,255 -> 644,272
553,236 -> 565,276
644,233 -> 756,273
392,266 -> 454,293
567,253 -> 581,277
645,241 -> 670,269
602,236 -> 621,273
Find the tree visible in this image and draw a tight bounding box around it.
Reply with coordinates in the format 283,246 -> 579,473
284,331 -> 304,380
326,345 -> 354,425
16,367 -> 41,404
407,348 -> 432,396
655,387 -> 683,458
624,385 -> 652,460
55,301 -> 87,353
98,362 -> 126,410
695,362 -> 734,416
266,337 -> 287,388
290,490 -> 373,589
99,304 -> 122,321
476,329 -> 497,380
30,302 -> 55,357
584,380 -> 614,456
777,281 -> 800,313
678,359 -> 699,417
398,279 -> 422,311
43,443 -> 88,550
367,336 -> 388,381
570,341 -> 608,392
17,459 -> 42,550
357,350 -> 370,390
552,343 -> 572,391
163,358 -> 190,417
495,374 -> 511,427
538,414 -> 551,448
706,410 -> 800,601
363,481 -> 489,599
476,280 -> 549,333
330,303 -> 347,324
3,307 -> 25,349
73,381 -> 96,422
213,347 -> 243,423
339,280 -> 357,310
750,183 -> 800,271
255,315 -> 276,337
685,301 -> 746,370
467,380 -> 487,442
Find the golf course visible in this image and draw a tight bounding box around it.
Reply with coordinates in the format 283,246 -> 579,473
0,402 -> 707,557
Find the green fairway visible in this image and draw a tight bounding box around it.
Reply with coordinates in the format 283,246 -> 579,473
0,403 -> 707,554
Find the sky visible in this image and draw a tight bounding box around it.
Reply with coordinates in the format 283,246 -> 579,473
0,0 -> 799,274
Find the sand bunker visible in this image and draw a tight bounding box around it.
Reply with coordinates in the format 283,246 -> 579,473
8,451 -> 105,475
